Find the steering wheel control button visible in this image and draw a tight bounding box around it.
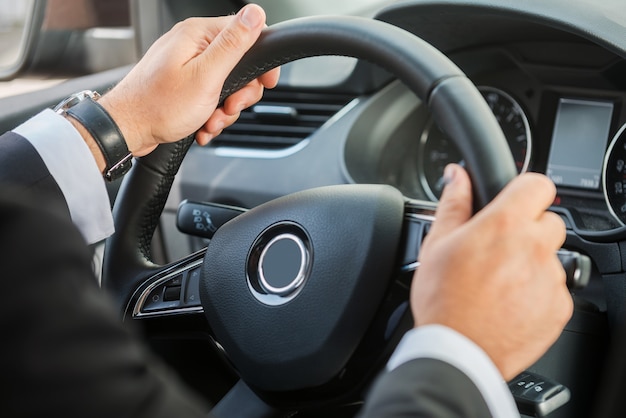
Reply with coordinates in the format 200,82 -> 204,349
183,267 -> 202,307
140,273 -> 185,312
163,285 -> 182,302
169,275 -> 182,287
258,234 -> 308,296
143,288 -> 179,312
132,259 -> 205,318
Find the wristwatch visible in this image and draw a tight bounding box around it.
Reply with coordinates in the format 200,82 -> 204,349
54,90 -> 133,181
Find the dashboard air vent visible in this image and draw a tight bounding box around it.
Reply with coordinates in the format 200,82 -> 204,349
211,90 -> 355,150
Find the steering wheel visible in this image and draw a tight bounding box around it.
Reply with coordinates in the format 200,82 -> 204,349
103,15 -> 517,416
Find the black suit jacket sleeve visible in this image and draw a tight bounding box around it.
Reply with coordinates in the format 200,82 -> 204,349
0,131 -> 71,221
0,131 -> 211,416
0,191 -> 211,417
358,358 -> 493,418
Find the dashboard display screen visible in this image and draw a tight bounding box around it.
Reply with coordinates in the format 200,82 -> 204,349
546,98 -> 613,189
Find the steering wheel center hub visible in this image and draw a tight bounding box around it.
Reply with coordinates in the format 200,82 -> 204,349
199,185 -> 405,391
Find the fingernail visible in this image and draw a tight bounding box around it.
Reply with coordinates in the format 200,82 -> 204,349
239,5 -> 263,28
443,164 -> 457,185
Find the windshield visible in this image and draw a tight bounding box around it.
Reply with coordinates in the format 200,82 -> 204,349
253,0 -> 400,24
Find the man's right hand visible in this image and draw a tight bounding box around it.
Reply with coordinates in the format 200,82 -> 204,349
410,163 -> 573,381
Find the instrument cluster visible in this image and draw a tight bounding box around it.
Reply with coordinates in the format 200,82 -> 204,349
416,84 -> 626,233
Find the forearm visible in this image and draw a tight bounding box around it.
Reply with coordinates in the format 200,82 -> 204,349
360,358 -> 493,418
364,325 -> 520,418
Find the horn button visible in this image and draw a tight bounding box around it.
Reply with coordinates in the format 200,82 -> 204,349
199,185 -> 404,392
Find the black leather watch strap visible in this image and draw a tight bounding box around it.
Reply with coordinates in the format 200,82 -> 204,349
66,98 -> 132,181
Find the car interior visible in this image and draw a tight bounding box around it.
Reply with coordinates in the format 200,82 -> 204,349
2,0 -> 626,417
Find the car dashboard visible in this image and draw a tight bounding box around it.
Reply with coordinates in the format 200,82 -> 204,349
370,42 -> 626,234
162,1 -> 626,253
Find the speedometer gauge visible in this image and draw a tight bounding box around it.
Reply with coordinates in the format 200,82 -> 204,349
419,86 -> 532,201
603,123 -> 626,226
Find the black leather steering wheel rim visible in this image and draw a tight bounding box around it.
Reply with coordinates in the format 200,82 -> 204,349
104,15 -> 516,306
102,14 -> 517,403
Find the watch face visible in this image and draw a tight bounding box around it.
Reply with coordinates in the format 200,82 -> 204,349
54,90 -> 100,115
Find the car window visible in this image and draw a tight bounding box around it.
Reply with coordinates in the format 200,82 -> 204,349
0,0 -> 133,99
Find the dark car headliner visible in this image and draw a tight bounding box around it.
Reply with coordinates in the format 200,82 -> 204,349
376,0 -> 626,57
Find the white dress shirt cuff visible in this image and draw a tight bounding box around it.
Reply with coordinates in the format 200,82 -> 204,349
388,324 -> 520,418
13,109 -> 114,245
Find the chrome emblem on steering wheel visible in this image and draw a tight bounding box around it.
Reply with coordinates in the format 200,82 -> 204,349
247,222 -> 312,305
258,233 -> 309,296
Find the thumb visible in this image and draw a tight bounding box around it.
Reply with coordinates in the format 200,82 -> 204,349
200,4 -> 267,82
428,164 -> 473,239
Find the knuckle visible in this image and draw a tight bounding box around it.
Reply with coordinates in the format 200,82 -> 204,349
492,211 -> 517,234
544,210 -> 565,229
440,186 -> 471,214
531,173 -> 557,200
249,83 -> 264,103
216,27 -> 245,52
173,17 -> 199,33
523,172 -> 555,191
539,212 -> 567,247
224,112 -> 241,128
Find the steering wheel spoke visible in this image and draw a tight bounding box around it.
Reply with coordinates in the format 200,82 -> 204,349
399,199 -> 437,273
